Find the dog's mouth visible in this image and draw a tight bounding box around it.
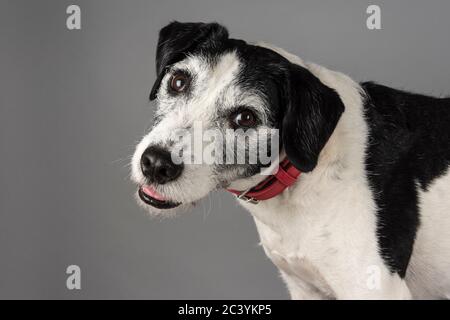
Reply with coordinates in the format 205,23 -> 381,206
138,185 -> 181,209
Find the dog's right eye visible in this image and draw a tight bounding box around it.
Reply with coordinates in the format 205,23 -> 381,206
169,72 -> 189,93
230,109 -> 258,129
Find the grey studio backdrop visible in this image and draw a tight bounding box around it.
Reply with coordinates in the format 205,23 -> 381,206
1,0 -> 449,299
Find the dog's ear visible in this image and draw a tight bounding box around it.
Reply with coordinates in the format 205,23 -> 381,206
282,64 -> 345,172
149,21 -> 229,100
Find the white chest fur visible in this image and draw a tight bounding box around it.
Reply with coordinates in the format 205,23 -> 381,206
240,163 -> 388,299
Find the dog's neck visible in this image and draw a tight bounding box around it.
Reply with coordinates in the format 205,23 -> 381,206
248,71 -> 368,239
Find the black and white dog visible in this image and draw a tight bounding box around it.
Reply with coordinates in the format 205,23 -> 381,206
131,22 -> 450,299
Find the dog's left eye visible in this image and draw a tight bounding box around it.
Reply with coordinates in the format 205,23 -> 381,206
169,72 -> 189,93
230,109 -> 258,129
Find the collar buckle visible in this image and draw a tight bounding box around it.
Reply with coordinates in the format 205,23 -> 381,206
236,187 -> 259,204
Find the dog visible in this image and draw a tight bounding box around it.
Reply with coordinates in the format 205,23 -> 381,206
130,21 -> 450,299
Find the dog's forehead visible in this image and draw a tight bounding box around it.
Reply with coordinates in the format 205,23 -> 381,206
175,51 -> 240,85
173,50 -> 267,108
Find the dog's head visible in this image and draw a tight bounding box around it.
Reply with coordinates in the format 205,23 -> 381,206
131,22 -> 344,215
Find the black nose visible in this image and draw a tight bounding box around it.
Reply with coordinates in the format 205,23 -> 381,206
140,146 -> 184,184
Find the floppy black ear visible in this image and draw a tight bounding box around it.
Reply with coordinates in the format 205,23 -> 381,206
149,21 -> 229,100
282,64 -> 345,172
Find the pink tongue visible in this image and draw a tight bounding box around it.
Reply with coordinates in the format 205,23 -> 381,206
141,185 -> 166,201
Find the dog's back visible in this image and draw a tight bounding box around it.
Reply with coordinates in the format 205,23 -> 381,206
362,82 -> 450,298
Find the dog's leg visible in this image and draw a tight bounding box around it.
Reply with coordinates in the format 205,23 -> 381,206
378,279 -> 413,300
348,280 -> 412,300
330,268 -> 413,300
284,272 -> 412,300
280,257 -> 413,299
281,272 -> 333,300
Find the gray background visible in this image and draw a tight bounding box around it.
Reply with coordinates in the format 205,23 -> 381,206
1,0 -> 449,299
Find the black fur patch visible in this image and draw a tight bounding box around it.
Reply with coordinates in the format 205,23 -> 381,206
362,82 -> 450,277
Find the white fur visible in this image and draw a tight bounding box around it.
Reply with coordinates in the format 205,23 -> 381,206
406,170 -> 450,299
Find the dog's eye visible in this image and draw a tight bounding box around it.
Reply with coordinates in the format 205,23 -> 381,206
169,72 -> 189,93
230,109 -> 257,129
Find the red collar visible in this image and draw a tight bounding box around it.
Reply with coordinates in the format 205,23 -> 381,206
227,159 -> 301,204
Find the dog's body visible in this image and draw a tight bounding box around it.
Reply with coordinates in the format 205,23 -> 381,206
234,45 -> 450,299
131,22 -> 450,299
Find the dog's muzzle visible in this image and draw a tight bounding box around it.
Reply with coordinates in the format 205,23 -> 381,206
138,145 -> 183,209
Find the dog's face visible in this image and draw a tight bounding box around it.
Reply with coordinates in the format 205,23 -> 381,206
131,22 -> 345,215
